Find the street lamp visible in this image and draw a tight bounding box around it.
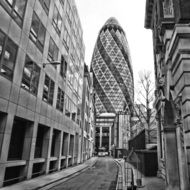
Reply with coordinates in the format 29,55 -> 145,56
43,61 -> 61,68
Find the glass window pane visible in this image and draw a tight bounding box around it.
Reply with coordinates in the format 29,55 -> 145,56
57,14 -> 62,31
21,55 -> 32,90
44,0 -> 50,11
0,31 -> 5,57
14,0 -> 27,18
30,13 -> 39,42
2,38 -> 18,79
53,6 -> 58,25
38,24 -> 46,49
5,0 -> 14,6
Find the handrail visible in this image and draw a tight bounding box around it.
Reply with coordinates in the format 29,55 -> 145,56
115,160 -> 123,190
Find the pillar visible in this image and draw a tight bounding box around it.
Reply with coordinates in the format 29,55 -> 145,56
100,127 -> 102,148
164,127 -> 180,190
0,114 -> 14,187
109,126 -> 111,154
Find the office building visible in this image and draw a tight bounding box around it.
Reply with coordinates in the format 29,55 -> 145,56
91,17 -> 134,152
0,0 -> 85,187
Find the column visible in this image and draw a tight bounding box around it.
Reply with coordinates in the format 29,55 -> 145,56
45,127 -> 53,174
164,127 -> 180,190
176,123 -> 190,190
100,127 -> 102,148
25,120 -> 38,179
58,131 -> 64,170
0,114 -> 14,187
109,126 -> 111,155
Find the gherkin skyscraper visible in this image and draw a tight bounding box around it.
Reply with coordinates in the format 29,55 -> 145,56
91,17 -> 134,114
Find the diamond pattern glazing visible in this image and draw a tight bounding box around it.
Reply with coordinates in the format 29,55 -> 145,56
91,17 -> 134,114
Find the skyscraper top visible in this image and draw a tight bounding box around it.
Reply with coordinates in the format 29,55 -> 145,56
104,17 -> 120,26
100,17 -> 124,33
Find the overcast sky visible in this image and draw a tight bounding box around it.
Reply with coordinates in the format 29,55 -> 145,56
76,0 -> 154,90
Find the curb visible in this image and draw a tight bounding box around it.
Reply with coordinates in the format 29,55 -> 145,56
0,157 -> 98,190
37,158 -> 98,190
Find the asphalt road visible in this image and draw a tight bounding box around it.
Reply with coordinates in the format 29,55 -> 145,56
50,157 -> 118,190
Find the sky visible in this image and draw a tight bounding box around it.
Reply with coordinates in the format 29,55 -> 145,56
75,0 -> 154,93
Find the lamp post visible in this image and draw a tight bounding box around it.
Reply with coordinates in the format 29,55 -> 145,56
43,61 -> 61,68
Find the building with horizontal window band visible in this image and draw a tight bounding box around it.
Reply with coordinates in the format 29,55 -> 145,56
0,0 -> 90,187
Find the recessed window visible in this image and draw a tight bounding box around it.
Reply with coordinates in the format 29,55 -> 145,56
0,30 -> 18,80
30,12 -> 46,53
60,55 -> 67,78
63,26 -> 70,51
42,75 -> 55,105
52,5 -> 62,35
39,0 -> 50,15
21,55 -> 40,95
0,0 -> 27,27
65,96 -> 71,118
48,37 -> 59,64
56,87 -> 65,112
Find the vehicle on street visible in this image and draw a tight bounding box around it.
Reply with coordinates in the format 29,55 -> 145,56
98,147 -> 108,157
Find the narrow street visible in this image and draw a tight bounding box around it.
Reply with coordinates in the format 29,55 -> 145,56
49,157 -> 118,190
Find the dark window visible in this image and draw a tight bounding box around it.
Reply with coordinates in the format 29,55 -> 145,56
56,87 -> 64,112
48,37 -> 59,63
65,96 -> 71,118
0,30 -> 18,80
0,0 -> 27,27
8,119 -> 26,160
60,55 -> 67,78
39,0 -> 50,15
52,5 -> 62,35
77,108 -> 80,125
42,75 -> 55,105
21,55 -> 40,95
30,12 -> 46,53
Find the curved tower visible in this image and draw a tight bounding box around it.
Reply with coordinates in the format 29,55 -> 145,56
91,17 -> 134,114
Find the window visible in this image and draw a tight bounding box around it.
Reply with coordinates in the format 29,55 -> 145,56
0,30 -> 18,80
30,12 -> 46,53
66,1 -> 72,25
0,0 -> 27,27
77,108 -> 80,125
65,96 -> 71,118
67,67 -> 73,85
42,75 -> 55,105
21,55 -> 40,95
52,5 -> 62,35
39,0 -> 50,15
60,55 -> 67,78
59,0 -> 64,8
48,37 -> 59,63
56,87 -> 64,112
71,103 -> 77,122
63,26 -> 70,51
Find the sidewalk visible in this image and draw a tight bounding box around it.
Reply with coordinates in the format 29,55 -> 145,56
139,177 -> 165,190
0,157 -> 98,190
126,162 -> 165,190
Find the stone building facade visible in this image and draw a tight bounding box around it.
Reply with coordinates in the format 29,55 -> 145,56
81,64 -> 95,162
145,0 -> 190,189
0,0 -> 85,187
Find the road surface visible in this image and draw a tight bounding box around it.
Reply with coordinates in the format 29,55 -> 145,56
50,157 -> 118,190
